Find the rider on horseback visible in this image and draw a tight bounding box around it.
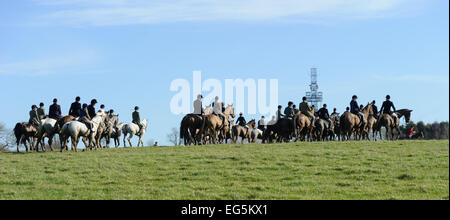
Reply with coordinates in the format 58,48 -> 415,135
350,95 -> 364,126
299,97 -> 315,127
331,108 -> 339,117
213,96 -> 226,126
48,98 -> 62,120
276,105 -> 284,121
132,106 -> 143,134
371,100 -> 379,119
79,103 -> 93,133
380,95 -> 397,124
29,105 -> 40,126
38,102 -> 46,120
193,94 -> 204,115
318,104 -> 333,131
69,96 -> 82,118
284,102 -> 295,119
236,113 -> 247,126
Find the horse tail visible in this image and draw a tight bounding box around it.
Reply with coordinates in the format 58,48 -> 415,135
13,123 -> 23,145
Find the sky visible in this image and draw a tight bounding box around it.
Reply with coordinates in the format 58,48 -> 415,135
0,0 -> 448,146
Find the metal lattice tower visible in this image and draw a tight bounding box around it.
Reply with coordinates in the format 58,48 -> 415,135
305,68 -> 323,110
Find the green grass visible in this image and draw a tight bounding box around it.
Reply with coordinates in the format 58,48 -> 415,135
0,140 -> 448,200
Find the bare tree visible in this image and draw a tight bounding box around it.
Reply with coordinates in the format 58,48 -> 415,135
166,127 -> 179,146
0,123 -> 14,152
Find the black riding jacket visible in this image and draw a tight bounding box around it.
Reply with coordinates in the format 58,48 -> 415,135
317,108 -> 330,120
350,100 -> 360,114
69,102 -> 81,117
236,117 -> 247,126
380,101 -> 396,114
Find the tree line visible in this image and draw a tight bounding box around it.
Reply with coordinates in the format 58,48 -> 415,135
399,121 -> 449,140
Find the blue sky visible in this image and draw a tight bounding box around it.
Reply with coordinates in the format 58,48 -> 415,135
0,0 -> 448,145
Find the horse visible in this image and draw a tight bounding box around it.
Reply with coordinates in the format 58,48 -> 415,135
364,115 -> 378,141
122,119 -> 148,147
375,109 -> 412,140
101,114 -> 119,148
180,114 -> 205,146
60,112 -> 108,152
340,103 -> 373,141
314,118 -> 333,141
111,123 -> 125,147
330,114 -> 340,141
295,106 -> 315,142
265,118 -> 295,143
232,119 -> 255,144
251,127 -> 264,143
13,123 -> 39,152
203,105 -> 235,144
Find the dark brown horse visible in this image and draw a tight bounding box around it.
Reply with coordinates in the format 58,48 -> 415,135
13,123 -> 39,152
180,114 -> 205,145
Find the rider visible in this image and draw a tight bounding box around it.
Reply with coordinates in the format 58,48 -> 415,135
350,95 -> 364,126
284,102 -> 295,119
380,95 -> 397,124
37,102 -> 46,120
236,113 -> 247,126
293,105 -> 299,115
99,104 -> 106,115
79,103 -> 93,132
258,116 -> 266,130
193,94 -> 204,115
213,96 -> 226,126
87,99 -> 97,119
69,96 -> 82,118
299,97 -> 315,127
29,105 -> 40,126
276,105 -> 284,121
345,107 -> 350,113
318,104 -> 333,131
132,106 -> 143,132
48,98 -> 62,120
331,108 -> 339,117
371,100 -> 378,119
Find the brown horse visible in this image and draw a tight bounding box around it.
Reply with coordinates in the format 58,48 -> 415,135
180,114 -> 205,145
204,105 -> 235,144
295,106 -> 315,141
340,103 -> 373,141
13,123 -> 39,152
232,119 -> 255,144
375,109 -> 413,140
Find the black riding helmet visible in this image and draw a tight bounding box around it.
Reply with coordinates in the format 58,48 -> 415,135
302,97 -> 307,101
352,95 -> 358,99
31,105 -> 37,109
91,99 -> 97,104
386,95 -> 391,100
135,106 -> 139,111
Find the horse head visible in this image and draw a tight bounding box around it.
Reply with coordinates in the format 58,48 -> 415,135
225,104 -> 236,118
397,109 -> 413,123
141,119 -> 148,129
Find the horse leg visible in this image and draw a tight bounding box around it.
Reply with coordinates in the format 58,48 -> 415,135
128,133 -> 134,147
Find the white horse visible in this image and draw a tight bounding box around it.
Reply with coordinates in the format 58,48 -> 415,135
122,119 -> 148,147
251,128 -> 264,143
60,112 -> 107,152
35,118 -> 58,151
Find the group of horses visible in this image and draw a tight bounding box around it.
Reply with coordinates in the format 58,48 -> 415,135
13,111 -> 148,153
180,103 -> 413,145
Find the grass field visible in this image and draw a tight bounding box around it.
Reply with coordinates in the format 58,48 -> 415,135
0,140 -> 448,200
